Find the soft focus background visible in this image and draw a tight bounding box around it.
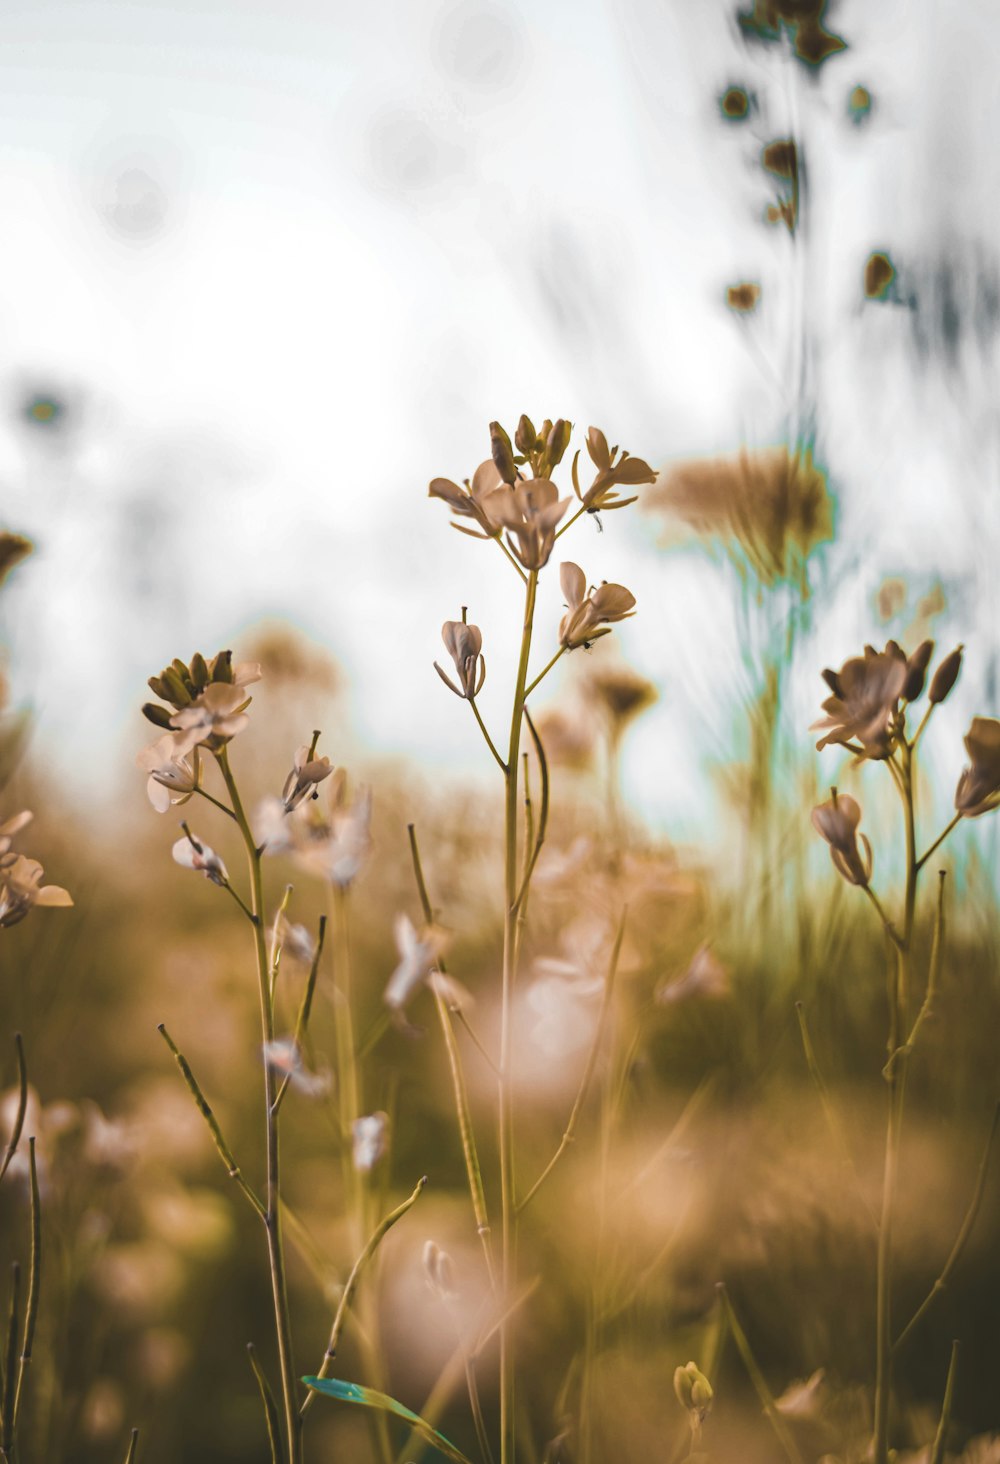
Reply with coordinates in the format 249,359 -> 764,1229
1,0 -> 1000,1460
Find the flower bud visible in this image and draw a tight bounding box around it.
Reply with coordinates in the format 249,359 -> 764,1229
929,645 -> 963,704
161,666 -> 193,707
142,701 -> 175,729
210,649 -> 234,683
902,639 -> 934,701
489,421 -> 517,485
674,1362 -> 713,1422
190,651 -> 210,690
544,418 -> 572,472
515,414 -> 537,455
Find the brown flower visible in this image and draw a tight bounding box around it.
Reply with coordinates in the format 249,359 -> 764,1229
281,744 -> 333,812
811,790 -> 872,886
485,478 -> 571,570
955,718 -> 1000,818
811,642 -> 908,759
168,683 -> 252,758
558,562 -> 636,649
0,855 -> 73,927
573,427 -> 656,514
428,460 -> 506,540
434,620 -> 485,699
726,282 -> 761,313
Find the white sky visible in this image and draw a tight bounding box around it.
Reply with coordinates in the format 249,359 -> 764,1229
1,0 -> 998,843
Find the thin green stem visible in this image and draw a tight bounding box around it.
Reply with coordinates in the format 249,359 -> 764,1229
495,536 -> 528,583
10,1139 -> 40,1437
217,748 -> 301,1464
894,1102 -> 1000,1354
122,1429 -> 140,1464
554,504 -> 586,540
929,1340 -> 960,1464
273,915 -> 327,1116
302,1176 -> 427,1416
523,645 -> 566,700
716,1284 -> 804,1464
0,1035 -> 27,1188
518,911 -> 626,1215
469,700 -> 507,774
500,567 -> 539,1464
194,785 -> 238,821
247,1344 -> 283,1464
917,813 -> 962,872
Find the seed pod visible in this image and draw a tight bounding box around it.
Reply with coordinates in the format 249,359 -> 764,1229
489,421 -> 517,485
902,639 -> 934,701
929,645 -> 963,705
190,651 -> 210,690
545,418 -> 572,471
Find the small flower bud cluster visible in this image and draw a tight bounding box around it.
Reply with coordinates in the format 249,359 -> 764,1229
673,1361 -> 713,1425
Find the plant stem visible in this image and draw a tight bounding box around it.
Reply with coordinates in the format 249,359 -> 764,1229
916,813 -> 962,872
523,645 -> 566,700
929,1339 -> 960,1464
500,567 -> 539,1464
716,1284 -> 804,1464
217,748 -> 302,1464
469,700 -> 507,774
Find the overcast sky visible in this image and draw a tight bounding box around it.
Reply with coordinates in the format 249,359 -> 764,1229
1,0 -> 998,841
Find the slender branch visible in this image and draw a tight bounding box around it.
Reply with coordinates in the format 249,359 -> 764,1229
911,702 -> 935,750
863,885 -> 904,952
268,884 -> 294,1001
10,1137 -> 40,1436
158,1024 -> 266,1220
916,814 -> 962,872
518,910 -> 627,1214
524,645 -> 566,700
194,785 -> 239,821
220,877 -> 258,925
512,708 -> 549,915
554,504 -> 587,540
0,1035 -> 27,1187
301,1176 -> 427,1416
247,1343 -> 283,1464
894,1101 -> 1000,1353
929,1340 -> 960,1464
408,825 -> 497,1287
494,535 -> 528,583
453,1008 -> 500,1078
273,914 -> 328,1115
716,1284 -> 804,1464
884,870 -> 946,1079
469,699 -> 507,774
122,1428 -> 140,1464
1,1264 -> 20,1458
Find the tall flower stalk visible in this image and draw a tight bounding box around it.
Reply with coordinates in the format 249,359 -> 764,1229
428,416 -> 652,1463
810,638 -> 1000,1464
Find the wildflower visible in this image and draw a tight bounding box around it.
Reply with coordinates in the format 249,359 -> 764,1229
774,1369 -> 826,1421
263,1040 -> 329,1098
143,650 -> 261,727
955,718 -> 1000,817
171,832 -> 228,886
558,562 -> 636,650
384,914 -> 449,1019
422,1240 -> 458,1301
485,478 -> 571,570
865,252 -> 895,301
657,944 -> 731,1003
489,421 -> 517,484
512,416 -> 572,478
136,734 -> 198,813
720,86 -> 751,120
582,662 -> 658,733
762,139 -> 797,179
168,683 -> 253,758
673,1361 -> 713,1423
434,620 -> 486,699
811,642 -> 908,759
929,644 -> 963,704
298,772 -> 373,887
352,1111 -> 388,1172
256,796 -> 296,854
281,743 -> 333,812
428,460 -> 506,539
573,427 -> 656,514
811,790 -> 873,886
726,282 -> 761,312
0,855 -> 73,928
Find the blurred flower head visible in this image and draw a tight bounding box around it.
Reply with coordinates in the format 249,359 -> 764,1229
0,810 -> 32,862
136,734 -> 198,813
657,943 -> 731,1004
270,910 -> 316,966
384,914 -> 449,1022
422,1239 -> 458,1302
558,562 -> 636,650
811,642 -> 908,760
352,1111 -> 388,1172
434,619 -> 486,700
955,717 -> 1000,818
171,831 -> 228,886
263,1039 -> 330,1098
0,854 -> 72,927
774,1368 -> 826,1420
811,790 -> 872,887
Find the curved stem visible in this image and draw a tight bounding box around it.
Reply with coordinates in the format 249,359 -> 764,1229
917,813 -> 962,872
217,748 -> 301,1464
524,645 -> 566,700
469,700 -> 507,774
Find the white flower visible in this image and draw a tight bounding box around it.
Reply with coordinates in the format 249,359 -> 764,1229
384,914 -> 449,1017
774,1369 -> 826,1421
171,833 -> 228,886
298,775 -> 373,888
0,810 -> 32,865
0,855 -> 73,928
352,1112 -> 388,1172
168,683 -> 252,758
269,912 -> 315,966
263,1040 -> 330,1098
281,744 -> 333,813
136,734 -> 198,813
657,944 -> 731,1004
